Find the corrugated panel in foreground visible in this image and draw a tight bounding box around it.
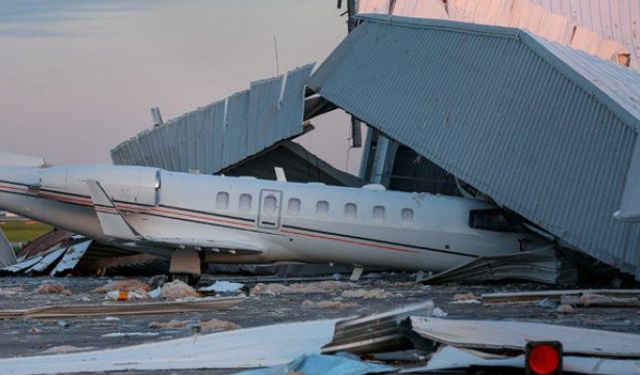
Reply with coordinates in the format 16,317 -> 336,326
111,64 -> 314,174
309,15 -> 640,279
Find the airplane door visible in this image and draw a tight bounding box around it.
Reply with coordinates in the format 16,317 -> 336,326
258,189 -> 282,230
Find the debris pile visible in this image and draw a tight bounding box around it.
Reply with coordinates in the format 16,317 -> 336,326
0,231 -> 169,277
36,283 -> 72,296
252,280 -> 355,295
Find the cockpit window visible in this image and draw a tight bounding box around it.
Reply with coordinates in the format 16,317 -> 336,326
469,209 -> 525,232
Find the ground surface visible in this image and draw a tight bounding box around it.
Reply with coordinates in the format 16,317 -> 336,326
1,220 -> 52,244
0,274 -> 638,374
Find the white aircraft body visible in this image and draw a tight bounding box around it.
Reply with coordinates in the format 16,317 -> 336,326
0,164 -> 547,271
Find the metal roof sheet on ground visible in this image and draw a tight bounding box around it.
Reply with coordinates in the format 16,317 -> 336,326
309,15 -> 640,279
111,64 -> 314,174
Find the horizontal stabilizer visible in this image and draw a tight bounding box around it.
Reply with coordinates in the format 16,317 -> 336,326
0,227 -> 16,267
85,180 -> 139,241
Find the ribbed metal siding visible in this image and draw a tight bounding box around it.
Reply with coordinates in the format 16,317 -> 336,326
309,17 -> 640,278
111,64 -> 314,174
529,0 -> 640,70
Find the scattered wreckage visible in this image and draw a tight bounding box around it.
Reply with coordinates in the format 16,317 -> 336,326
1,289 -> 639,375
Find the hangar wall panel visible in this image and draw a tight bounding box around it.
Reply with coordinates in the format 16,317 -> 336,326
309,15 -> 640,278
111,64 -> 314,175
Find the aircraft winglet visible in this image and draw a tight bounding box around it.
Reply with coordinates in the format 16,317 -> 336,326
85,180 -> 139,241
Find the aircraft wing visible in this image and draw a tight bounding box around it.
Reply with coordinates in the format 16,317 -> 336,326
85,180 -> 139,241
85,179 -> 263,254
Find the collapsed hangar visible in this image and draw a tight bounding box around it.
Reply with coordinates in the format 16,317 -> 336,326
310,14 -> 640,280
111,11 -> 640,280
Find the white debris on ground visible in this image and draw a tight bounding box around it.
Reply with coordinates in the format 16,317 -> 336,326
160,280 -> 200,299
432,307 -> 448,317
198,280 -> 245,294
340,288 -> 395,299
148,320 -> 188,329
301,299 -> 359,310
252,280 -> 356,295
36,283 -> 72,296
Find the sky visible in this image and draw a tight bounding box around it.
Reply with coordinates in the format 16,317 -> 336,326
0,0 -> 363,173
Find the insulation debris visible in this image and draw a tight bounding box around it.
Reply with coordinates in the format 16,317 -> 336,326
340,288 -> 394,299
36,283 -> 72,296
92,279 -> 151,294
252,280 -> 355,295
148,320 -> 188,329
160,280 -> 200,299
199,318 -> 241,332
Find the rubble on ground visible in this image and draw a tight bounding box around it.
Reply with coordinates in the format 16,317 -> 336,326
340,288 -> 394,299
252,280 -> 355,295
36,282 -> 72,296
160,280 -> 200,299
92,279 -> 151,294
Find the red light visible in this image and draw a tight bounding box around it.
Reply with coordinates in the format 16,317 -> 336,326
526,342 -> 562,375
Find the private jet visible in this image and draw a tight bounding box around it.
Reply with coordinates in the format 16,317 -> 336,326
0,163 -> 547,277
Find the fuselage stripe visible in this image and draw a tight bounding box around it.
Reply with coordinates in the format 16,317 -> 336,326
0,184 -> 477,258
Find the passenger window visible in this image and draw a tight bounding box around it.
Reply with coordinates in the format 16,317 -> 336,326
401,208 -> 414,226
288,198 -> 301,215
216,192 -> 229,209
316,200 -> 329,216
239,194 -> 252,212
373,205 -> 385,223
344,203 -> 357,220
263,195 -> 277,215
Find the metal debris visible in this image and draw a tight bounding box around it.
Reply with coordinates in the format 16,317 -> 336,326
0,319 -> 338,375
409,317 -> 640,358
321,301 -> 433,355
422,247 -> 576,285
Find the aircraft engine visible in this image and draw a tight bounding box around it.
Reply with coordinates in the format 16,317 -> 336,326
38,166 -> 161,206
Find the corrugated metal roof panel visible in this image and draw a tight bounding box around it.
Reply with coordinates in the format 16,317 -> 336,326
357,0 -> 637,70
309,15 -> 640,279
110,64 -> 314,174
528,0 -> 640,70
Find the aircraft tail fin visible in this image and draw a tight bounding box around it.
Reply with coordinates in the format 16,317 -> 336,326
85,180 -> 139,241
0,227 -> 17,267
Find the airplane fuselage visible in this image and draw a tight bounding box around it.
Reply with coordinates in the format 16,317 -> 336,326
0,165 -> 546,271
